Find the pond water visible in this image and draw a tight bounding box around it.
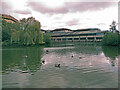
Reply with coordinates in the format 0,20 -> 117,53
2,42 -> 118,88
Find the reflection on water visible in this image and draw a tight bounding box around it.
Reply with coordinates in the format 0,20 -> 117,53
102,46 -> 119,67
102,46 -> 119,59
2,46 -> 44,75
2,42 -> 118,88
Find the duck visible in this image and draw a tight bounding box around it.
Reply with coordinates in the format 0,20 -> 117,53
79,56 -> 82,59
71,55 -> 74,58
41,60 -> 45,64
46,50 -> 49,52
24,55 -> 28,58
55,64 -> 60,68
22,71 -> 28,73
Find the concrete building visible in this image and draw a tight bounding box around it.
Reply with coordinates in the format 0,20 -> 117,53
0,14 -> 18,23
51,28 -> 107,42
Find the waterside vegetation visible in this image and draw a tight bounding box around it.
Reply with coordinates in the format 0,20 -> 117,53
102,32 -> 120,46
2,17 -> 51,46
2,16 -> 119,47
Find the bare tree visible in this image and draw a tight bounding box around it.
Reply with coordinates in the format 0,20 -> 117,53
109,21 -> 117,33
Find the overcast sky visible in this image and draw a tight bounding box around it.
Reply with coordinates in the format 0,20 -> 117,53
1,0 -> 118,30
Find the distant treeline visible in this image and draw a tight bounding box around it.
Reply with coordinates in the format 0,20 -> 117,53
2,17 -> 51,46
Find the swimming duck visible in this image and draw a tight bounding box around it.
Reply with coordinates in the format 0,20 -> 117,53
41,60 -> 45,64
24,55 -> 28,58
79,56 -> 82,59
55,64 -> 60,68
71,55 -> 74,58
46,50 -> 49,52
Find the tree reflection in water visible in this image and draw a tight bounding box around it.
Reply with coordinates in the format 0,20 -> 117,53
102,46 -> 119,67
2,46 -> 44,74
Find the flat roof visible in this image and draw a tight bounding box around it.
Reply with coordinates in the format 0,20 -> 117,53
51,31 -> 105,37
74,28 -> 100,32
1,14 -> 18,22
53,28 -> 71,31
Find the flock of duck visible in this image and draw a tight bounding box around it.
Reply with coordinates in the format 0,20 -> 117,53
23,49 -> 83,68
41,50 -> 83,68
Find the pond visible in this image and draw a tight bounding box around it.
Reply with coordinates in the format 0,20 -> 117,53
2,42 -> 118,88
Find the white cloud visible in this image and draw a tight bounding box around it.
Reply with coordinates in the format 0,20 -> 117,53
1,0 -> 118,31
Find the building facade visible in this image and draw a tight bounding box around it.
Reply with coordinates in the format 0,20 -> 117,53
0,14 -> 18,23
51,28 -> 107,42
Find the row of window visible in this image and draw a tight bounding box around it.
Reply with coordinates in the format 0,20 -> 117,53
52,37 -> 103,41
2,17 -> 17,22
52,33 -> 104,37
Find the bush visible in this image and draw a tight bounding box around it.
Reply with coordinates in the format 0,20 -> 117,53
102,32 -> 120,46
43,33 -> 51,45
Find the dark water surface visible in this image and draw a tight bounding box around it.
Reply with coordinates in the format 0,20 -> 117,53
2,42 -> 118,88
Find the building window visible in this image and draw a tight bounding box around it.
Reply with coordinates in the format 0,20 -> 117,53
57,38 -> 61,40
88,37 -> 94,40
62,38 -> 66,40
68,38 -> 72,40
74,38 -> 79,40
89,33 -> 96,35
96,37 -> 103,39
80,37 -> 86,40
96,33 -> 104,35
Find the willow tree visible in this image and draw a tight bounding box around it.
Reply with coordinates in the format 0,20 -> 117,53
2,20 -> 11,42
10,29 -> 20,44
18,17 -> 44,45
2,20 -> 21,45
3,17 -> 44,46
